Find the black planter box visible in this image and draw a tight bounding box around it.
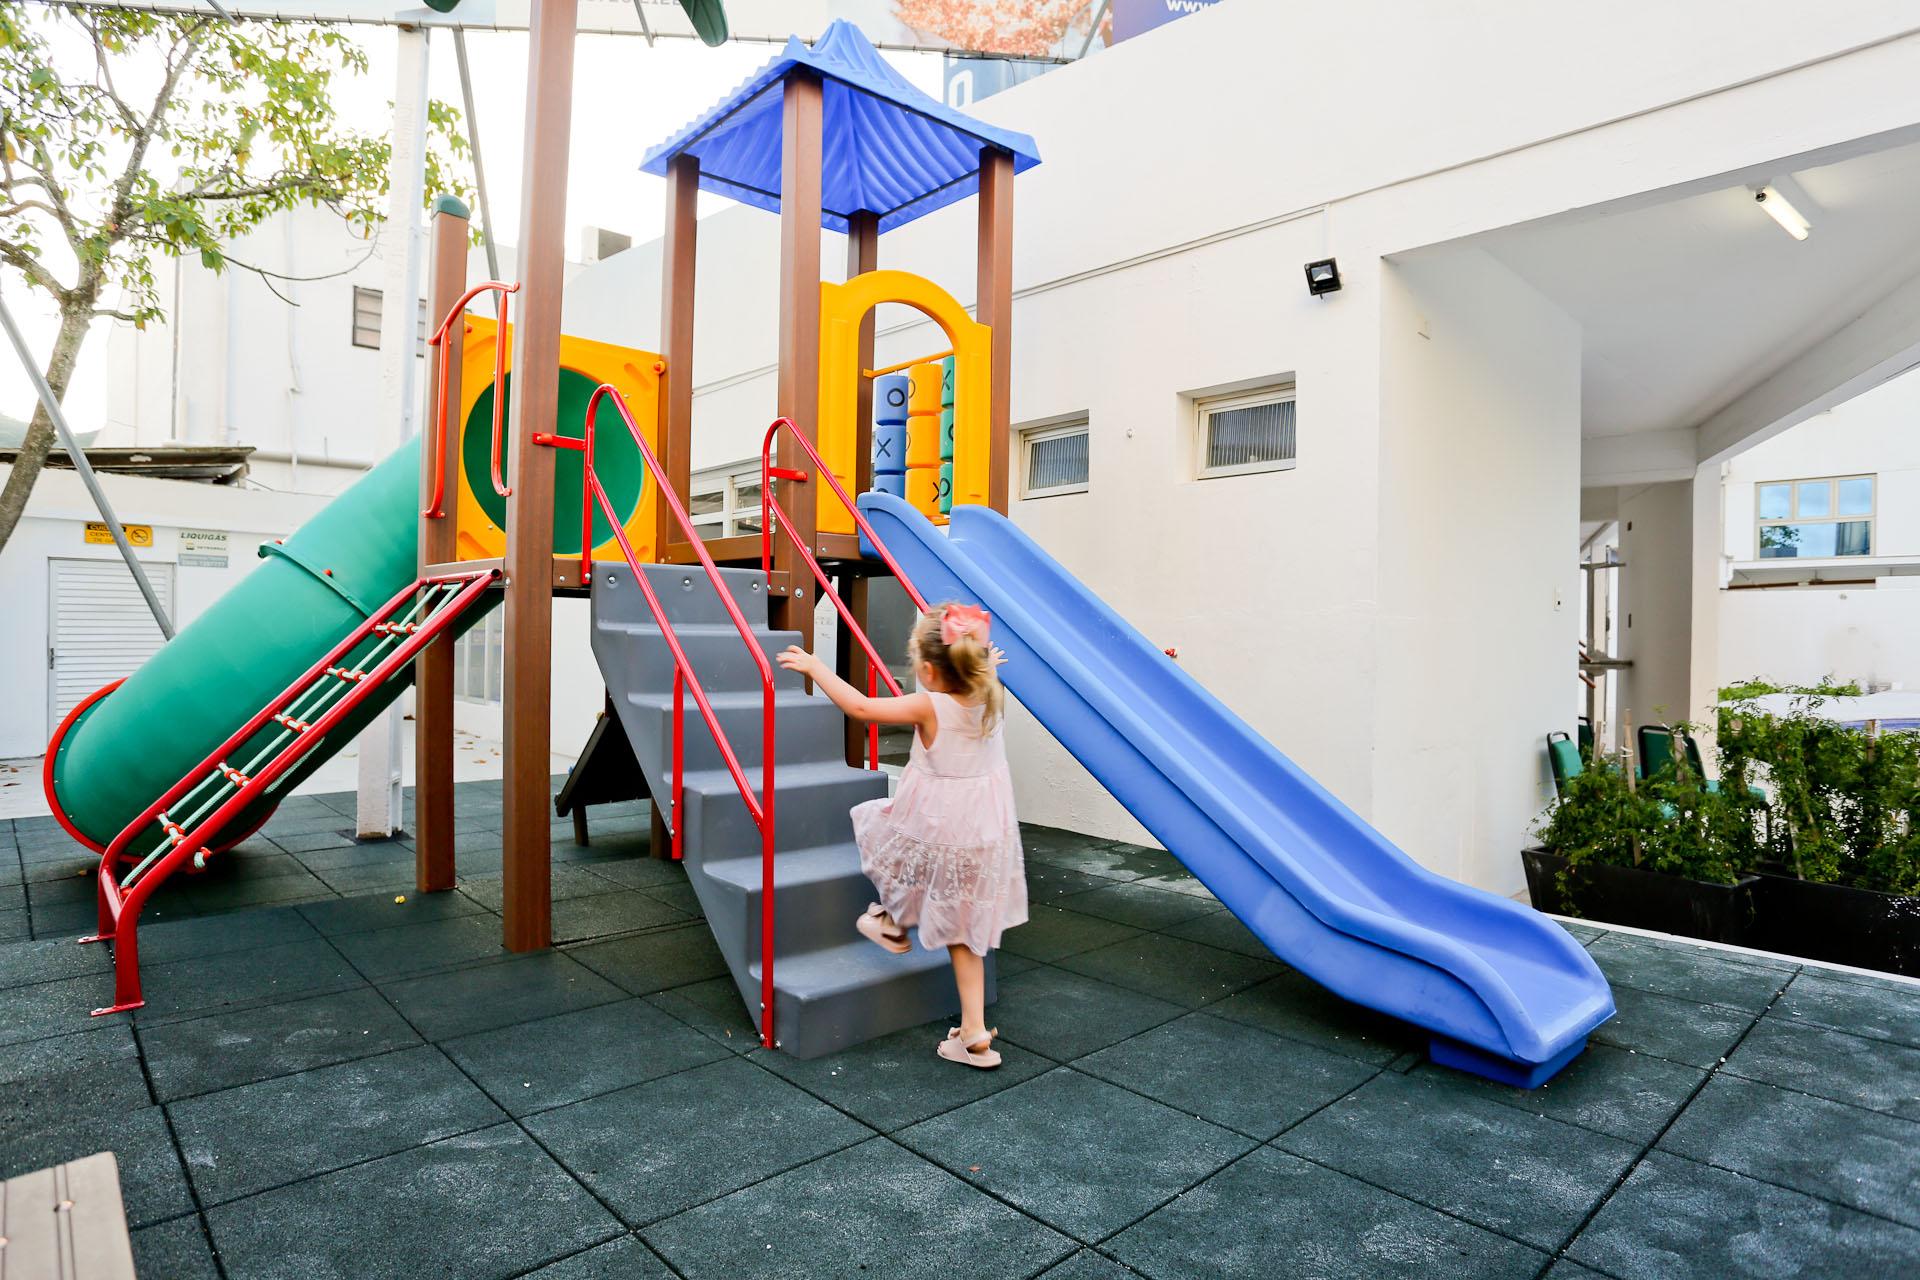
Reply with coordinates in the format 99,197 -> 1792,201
1746,872 -> 1920,977
1521,847 -> 1758,946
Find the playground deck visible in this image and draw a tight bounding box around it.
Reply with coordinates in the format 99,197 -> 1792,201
4,783 -> 1919,1279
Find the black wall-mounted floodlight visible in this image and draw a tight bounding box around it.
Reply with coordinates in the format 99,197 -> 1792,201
1304,258 -> 1341,298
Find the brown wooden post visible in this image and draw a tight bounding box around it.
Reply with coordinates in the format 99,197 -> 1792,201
774,74 -> 824,648
498,0 -> 578,953
657,153 -> 699,558
977,149 -> 1016,513
415,199 -> 469,893
840,211 -> 878,765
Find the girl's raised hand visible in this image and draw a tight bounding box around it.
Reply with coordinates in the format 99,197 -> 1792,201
776,645 -> 820,677
989,644 -> 1008,669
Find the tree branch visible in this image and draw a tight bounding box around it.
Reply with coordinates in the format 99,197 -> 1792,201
0,237 -> 69,299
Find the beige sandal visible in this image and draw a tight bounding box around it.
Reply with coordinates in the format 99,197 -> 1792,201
937,1028 -> 1002,1069
856,903 -> 911,955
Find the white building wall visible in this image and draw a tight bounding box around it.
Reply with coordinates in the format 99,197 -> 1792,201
1617,480 -> 1698,731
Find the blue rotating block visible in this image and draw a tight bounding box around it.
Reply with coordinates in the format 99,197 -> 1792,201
874,373 -> 911,425
872,424 -> 907,475
873,472 -> 907,498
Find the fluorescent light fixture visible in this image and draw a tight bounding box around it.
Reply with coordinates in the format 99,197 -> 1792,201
1753,185 -> 1811,241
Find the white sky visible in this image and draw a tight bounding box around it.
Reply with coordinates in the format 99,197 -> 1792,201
0,23 -> 944,434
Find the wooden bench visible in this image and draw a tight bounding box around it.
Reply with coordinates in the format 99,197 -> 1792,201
0,1152 -> 138,1279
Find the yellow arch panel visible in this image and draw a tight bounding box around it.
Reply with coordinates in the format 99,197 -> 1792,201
819,270 -> 992,534
453,316 -> 664,564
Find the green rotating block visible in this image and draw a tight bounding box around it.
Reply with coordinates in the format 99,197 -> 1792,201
940,406 -> 956,461
940,356 -> 955,408
938,461 -> 954,514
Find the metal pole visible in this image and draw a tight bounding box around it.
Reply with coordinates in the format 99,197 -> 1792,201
1078,0 -> 1113,58
453,29 -> 504,296
0,287 -> 174,639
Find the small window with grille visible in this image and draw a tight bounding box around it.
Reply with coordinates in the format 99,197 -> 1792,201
1020,419 -> 1090,499
1195,385 -> 1296,479
351,286 -> 430,355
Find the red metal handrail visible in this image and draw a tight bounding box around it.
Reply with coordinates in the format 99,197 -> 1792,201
537,388 -> 781,1049
84,569 -> 499,1015
759,420 -> 931,776
424,280 -> 521,516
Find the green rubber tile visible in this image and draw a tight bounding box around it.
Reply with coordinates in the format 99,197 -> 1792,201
1128,869 -> 1215,900
644,976 -> 760,1053
442,997 -> 727,1117
631,880 -> 701,919
526,1236 -> 674,1278
26,872 -> 96,908
457,863 -> 632,912
643,1137 -> 1075,1279
1106,1145 -> 1546,1280
331,912 -> 512,982
170,1045 -> 504,1204
378,950 -> 626,1042
1,1103 -> 191,1228
1076,1012 -> 1377,1140
296,887 -> 488,936
1589,984 -> 1755,1068
1557,920 -> 1608,944
1585,933 -> 1794,1012
0,908 -> 28,943
206,1123 -> 621,1280
1569,1150 -> 1920,1279
758,1015 -> 1052,1132
291,839 -> 416,872
0,1025 -> 147,1133
526,1056 -> 870,1227
579,856 -> 686,891
1409,1041 -> 1704,1144
0,968 -> 111,1047
1063,881 -> 1225,932
553,890 -> 693,943
1022,840 -> 1169,882
1772,969 -> 1920,1047
1000,902 -> 1143,964
131,1215 -> 221,1280
1660,1073 -> 1920,1227
18,850 -> 96,884
897,1068 -> 1252,1242
1724,1017 -> 1920,1120
133,904 -> 321,965
1274,1071 -> 1638,1250
0,933 -> 110,991
989,965 -> 1185,1062
566,921 -> 731,995
312,860 -> 418,897
1056,934 -> 1283,1009
1038,1250 -> 1143,1278
1025,861 -> 1125,903
1207,971 -> 1419,1065
1162,909 -> 1281,962
258,813 -> 357,840
131,937 -> 363,1027
141,985 -> 422,1101
154,865 -> 339,917
0,882 -> 26,912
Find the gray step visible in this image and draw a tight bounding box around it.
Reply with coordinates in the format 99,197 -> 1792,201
677,760 -> 888,862
622,688 -> 851,773
703,843 -> 889,958
595,562 -> 776,629
596,620 -> 806,696
751,939 -> 988,1060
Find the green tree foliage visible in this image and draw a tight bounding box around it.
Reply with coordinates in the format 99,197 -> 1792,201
0,5 -> 471,549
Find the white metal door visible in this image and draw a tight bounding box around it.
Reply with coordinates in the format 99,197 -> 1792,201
47,557 -> 175,734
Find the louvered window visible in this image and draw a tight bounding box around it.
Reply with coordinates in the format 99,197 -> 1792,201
1197,386 -> 1296,478
1020,420 -> 1089,498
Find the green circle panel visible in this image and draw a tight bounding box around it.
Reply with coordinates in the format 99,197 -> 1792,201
463,368 -> 647,556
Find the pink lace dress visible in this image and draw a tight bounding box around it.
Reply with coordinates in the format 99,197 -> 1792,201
851,691 -> 1027,956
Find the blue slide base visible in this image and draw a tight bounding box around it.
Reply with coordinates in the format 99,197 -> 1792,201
1430,1035 -> 1587,1089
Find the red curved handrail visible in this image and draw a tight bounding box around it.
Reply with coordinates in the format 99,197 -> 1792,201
540,387 -> 781,1049
424,279 -> 521,517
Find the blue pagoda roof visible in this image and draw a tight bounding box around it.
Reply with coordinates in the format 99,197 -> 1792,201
639,20 -> 1041,234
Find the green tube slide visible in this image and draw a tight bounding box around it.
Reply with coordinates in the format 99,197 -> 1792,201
46,440 -> 443,850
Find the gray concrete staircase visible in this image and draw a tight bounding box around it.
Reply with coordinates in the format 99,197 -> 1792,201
590,563 -> 986,1057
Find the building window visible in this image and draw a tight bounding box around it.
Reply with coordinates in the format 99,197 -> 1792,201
454,608 -> 503,704
1020,419 -> 1090,498
351,286 -> 430,354
688,462 -> 763,539
1196,385 -> 1296,478
1757,475 -> 1873,559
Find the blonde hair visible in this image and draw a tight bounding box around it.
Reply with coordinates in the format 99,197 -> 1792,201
909,603 -> 1004,736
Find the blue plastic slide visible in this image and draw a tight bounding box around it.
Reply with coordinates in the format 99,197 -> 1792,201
858,494 -> 1614,1086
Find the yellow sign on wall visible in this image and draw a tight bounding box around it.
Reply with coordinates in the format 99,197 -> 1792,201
84,522 -> 152,547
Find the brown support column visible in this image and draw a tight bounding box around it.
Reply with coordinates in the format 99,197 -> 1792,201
773,74 -> 824,649
840,211 -> 878,765
977,149 -> 1016,513
498,0 -> 578,953
415,201 -> 469,893
657,153 -> 699,557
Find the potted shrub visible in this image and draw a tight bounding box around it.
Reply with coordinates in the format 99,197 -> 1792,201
1526,742 -> 1759,945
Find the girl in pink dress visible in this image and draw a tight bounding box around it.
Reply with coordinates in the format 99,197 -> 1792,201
775,602 -> 1027,1068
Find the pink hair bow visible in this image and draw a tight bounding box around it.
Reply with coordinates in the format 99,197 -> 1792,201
940,603 -> 991,646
